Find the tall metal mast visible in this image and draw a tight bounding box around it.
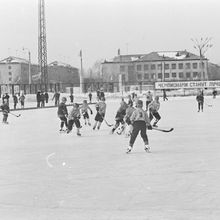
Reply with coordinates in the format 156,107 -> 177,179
38,0 -> 48,85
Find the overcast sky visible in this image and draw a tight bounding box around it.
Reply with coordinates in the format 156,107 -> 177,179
0,0 -> 219,69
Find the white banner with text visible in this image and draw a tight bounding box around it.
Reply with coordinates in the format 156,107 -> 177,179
155,81 -> 220,89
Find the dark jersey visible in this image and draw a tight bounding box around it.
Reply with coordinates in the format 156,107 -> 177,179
57,103 -> 68,117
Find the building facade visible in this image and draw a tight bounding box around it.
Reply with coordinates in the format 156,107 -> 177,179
0,57 -> 80,85
101,51 -> 209,87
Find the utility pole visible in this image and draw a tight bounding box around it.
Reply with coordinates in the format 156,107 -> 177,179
23,48 -> 31,84
38,0 -> 48,88
79,50 -> 83,93
191,37 -> 212,80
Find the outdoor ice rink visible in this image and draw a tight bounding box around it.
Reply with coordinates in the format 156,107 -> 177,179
1,95 -> 220,220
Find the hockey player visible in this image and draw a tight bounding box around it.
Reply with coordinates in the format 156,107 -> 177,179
1,100 -> 10,124
145,91 -> 153,110
111,99 -> 128,134
81,100 -> 93,126
124,101 -> 135,136
67,103 -> 81,136
126,100 -> 152,153
93,97 -> 106,130
148,95 -> 161,127
57,97 -> 68,132
127,94 -> 133,106
196,91 -> 204,112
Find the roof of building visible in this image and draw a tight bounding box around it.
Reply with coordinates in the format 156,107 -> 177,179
103,50 -> 206,64
0,56 -> 29,64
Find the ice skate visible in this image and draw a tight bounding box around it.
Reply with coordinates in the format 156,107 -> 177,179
126,146 -> 132,153
144,145 -> 150,153
77,132 -> 81,136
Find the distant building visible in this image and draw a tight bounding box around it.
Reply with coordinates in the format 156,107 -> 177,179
0,57 -> 80,86
101,51 -> 211,87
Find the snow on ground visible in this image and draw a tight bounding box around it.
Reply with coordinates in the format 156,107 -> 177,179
0,96 -> 220,219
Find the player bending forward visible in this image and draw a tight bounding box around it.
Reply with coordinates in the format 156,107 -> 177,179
126,100 -> 152,153
148,95 -> 161,127
111,99 -> 128,134
67,103 -> 81,136
93,97 -> 106,130
81,100 -> 93,126
124,101 -> 135,137
57,97 -> 68,132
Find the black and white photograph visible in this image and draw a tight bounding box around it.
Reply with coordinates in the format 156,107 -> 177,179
1,0 -> 220,219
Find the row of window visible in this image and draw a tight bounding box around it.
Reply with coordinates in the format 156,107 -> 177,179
136,72 -> 202,80
120,62 -> 205,72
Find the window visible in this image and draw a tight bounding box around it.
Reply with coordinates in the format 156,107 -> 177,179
120,65 -> 125,72
193,72 -> 198,77
158,73 -> 162,79
8,66 -> 11,69
122,74 -> 126,81
179,72 -> 184,78
164,64 -> 169,70
128,66 -> 134,71
164,73 -> 169,78
186,72 -> 191,78
9,77 -> 12,81
172,72 -> 176,77
171,63 -> 176,69
137,65 -> 142,71
137,73 -> 142,80
185,63 -> 191,69
8,72 -> 12,76
178,63 -> 183,69
144,64 -> 149,71
193,63 -> 198,69
144,73 -> 149,79
157,64 -> 162,69
151,73 -> 155,79
151,64 -> 156,70
199,62 -> 205,68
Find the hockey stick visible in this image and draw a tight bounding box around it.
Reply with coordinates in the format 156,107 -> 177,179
205,103 -> 213,107
104,119 -> 113,127
9,112 -> 21,117
152,127 -> 174,133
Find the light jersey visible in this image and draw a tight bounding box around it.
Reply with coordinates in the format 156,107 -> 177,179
68,107 -> 80,120
96,101 -> 106,114
130,108 -> 150,123
125,106 -> 135,119
149,100 -> 160,111
81,104 -> 91,114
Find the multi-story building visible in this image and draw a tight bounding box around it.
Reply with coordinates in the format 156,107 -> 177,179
101,50 -> 209,87
0,57 -> 79,85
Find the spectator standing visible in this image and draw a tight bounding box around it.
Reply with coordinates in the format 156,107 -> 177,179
45,92 -> 49,104
19,93 -> 25,108
52,91 -> 60,106
69,92 -> 74,103
13,94 -> 18,109
88,92 -> 92,103
36,91 -> 41,107
40,91 -> 45,107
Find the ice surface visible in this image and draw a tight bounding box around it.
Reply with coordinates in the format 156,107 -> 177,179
0,96 -> 220,219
